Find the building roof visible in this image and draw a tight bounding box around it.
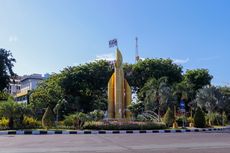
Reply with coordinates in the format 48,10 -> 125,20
20,74 -> 44,82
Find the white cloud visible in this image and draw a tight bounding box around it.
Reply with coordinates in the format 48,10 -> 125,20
173,58 -> 189,65
140,57 -> 145,60
9,36 -> 18,42
95,53 -> 115,61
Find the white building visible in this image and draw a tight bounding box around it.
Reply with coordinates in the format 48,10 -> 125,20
7,78 -> 21,97
16,74 -> 44,103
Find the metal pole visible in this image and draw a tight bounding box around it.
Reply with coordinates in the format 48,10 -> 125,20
56,110 -> 59,124
183,111 -> 185,128
174,105 -> 176,119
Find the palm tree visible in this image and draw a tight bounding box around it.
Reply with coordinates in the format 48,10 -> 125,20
139,77 -> 171,121
172,81 -> 195,117
195,86 -> 222,114
217,87 -> 230,115
0,100 -> 31,129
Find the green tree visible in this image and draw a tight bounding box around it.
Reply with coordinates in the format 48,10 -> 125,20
31,60 -> 113,117
0,100 -> 31,129
126,58 -> 182,91
60,60 -> 113,112
195,86 -> 230,125
195,86 -> 222,114
0,91 -> 11,101
181,69 -> 213,114
0,48 -> 16,92
183,69 -> 213,92
173,81 -> 195,103
172,81 -> 195,116
29,73 -> 63,119
218,86 -> 230,117
139,77 -> 171,121
128,101 -> 145,119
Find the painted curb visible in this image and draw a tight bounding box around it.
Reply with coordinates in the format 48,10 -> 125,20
0,128 -> 225,135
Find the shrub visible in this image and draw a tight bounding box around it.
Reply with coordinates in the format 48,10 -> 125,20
163,107 -> 174,127
128,101 -> 145,119
42,106 -> 55,128
75,112 -> 88,129
83,121 -> 166,130
23,116 -> 40,129
206,112 -> 227,126
0,117 -> 9,129
187,117 -> 194,123
222,112 -> 228,126
63,114 -> 76,127
89,110 -> 104,121
63,112 -> 89,129
136,114 -> 146,121
0,100 -> 33,129
194,107 -> 206,128
176,116 -> 188,127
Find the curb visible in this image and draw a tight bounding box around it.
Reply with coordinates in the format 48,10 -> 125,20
0,128 -> 225,135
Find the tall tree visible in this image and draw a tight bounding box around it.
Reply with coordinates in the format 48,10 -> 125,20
0,100 -> 31,129
217,86 -> 230,117
139,77 -> 172,120
172,81 -> 195,112
30,60 -> 113,117
183,69 -> 213,92
0,48 -> 16,92
195,86 -> 222,114
29,73 -> 64,119
60,60 -> 113,112
125,58 -> 183,91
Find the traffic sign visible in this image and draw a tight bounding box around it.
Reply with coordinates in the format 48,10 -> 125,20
180,100 -> 185,112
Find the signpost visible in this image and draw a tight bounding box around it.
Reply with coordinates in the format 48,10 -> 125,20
180,100 -> 185,112
180,100 -> 186,128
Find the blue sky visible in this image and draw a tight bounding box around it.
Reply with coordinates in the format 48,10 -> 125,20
0,0 -> 230,85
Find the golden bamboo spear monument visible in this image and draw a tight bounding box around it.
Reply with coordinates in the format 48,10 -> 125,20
108,48 -> 132,120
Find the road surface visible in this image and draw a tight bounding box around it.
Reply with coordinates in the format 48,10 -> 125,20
0,129 -> 229,153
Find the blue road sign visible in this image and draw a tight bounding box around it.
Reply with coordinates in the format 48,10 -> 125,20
180,100 -> 185,112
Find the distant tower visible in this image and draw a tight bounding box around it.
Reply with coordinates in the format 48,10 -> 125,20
135,37 -> 140,62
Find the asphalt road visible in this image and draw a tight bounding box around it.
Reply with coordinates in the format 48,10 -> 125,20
0,129 -> 230,153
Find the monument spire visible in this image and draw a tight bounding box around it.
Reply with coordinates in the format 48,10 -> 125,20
108,48 -> 132,120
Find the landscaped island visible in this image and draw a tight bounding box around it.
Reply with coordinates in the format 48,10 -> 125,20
0,48 -> 229,130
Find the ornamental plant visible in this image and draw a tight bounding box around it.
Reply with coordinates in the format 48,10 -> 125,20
42,106 -> 55,128
23,116 -> 40,129
63,112 -> 89,129
194,107 -> 206,128
163,107 -> 174,127
0,117 -> 9,129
